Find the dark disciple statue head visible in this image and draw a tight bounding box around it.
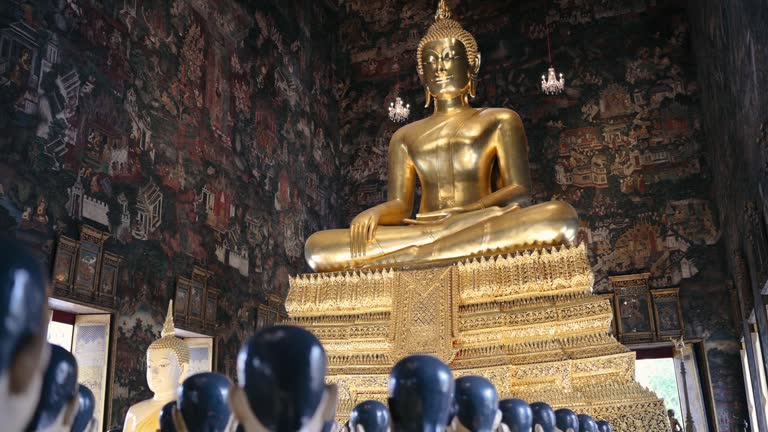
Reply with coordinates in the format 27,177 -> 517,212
388,355 -> 455,432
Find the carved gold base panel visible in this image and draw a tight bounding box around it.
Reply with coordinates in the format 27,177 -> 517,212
286,245 -> 669,431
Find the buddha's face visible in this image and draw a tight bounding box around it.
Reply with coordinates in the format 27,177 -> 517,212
146,349 -> 183,396
421,38 -> 472,100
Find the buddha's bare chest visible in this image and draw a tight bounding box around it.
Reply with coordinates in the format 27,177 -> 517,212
406,131 -> 494,184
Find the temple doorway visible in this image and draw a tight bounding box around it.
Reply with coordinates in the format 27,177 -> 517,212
632,344 -> 714,431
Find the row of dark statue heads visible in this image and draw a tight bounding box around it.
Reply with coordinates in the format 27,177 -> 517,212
168,326 -> 614,432
2,239 -> 613,432
154,325 -> 613,432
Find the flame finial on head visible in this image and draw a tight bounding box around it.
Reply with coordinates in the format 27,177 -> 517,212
161,300 -> 175,338
435,0 -> 453,21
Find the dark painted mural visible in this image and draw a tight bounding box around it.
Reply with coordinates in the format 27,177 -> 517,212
336,0 -> 745,429
0,0 -> 341,427
687,2 -> 768,430
688,0 -> 768,259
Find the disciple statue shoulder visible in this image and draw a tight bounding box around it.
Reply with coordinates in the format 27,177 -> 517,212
123,302 -> 190,432
305,1 -> 578,272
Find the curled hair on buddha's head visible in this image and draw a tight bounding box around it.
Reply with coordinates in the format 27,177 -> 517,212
416,0 -> 480,105
148,301 -> 190,365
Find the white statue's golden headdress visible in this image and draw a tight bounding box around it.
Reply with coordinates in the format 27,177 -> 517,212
148,301 -> 190,364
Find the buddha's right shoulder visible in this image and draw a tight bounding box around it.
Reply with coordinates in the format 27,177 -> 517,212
481,107 -> 523,124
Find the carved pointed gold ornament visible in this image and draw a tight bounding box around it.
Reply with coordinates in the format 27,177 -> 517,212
148,300 -> 189,364
435,0 -> 452,21
162,300 -> 175,337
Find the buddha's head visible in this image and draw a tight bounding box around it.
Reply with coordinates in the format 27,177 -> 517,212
554,408 -> 578,432
349,400 -> 390,432
596,420 -> 612,432
0,239 -> 50,432
452,376 -> 500,432
388,355 -> 454,431
236,325 -> 330,432
146,302 -> 189,398
417,0 -> 480,107
577,414 -> 598,432
498,399 -> 533,432
530,402 -> 556,432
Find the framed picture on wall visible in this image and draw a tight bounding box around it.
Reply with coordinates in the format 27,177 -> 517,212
97,252 -> 121,308
611,274 -> 655,343
616,289 -> 654,336
173,267 -> 216,334
257,304 -> 274,329
204,288 -> 218,329
72,225 -> 111,298
175,280 -> 190,317
651,288 -> 684,338
99,266 -> 115,295
256,312 -> 267,329
74,241 -> 100,295
51,227 -> 117,312
52,236 -> 78,289
189,282 -> 204,322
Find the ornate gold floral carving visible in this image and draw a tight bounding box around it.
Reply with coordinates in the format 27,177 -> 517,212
287,269 -> 395,316
390,267 -> 457,363
287,246 -> 668,431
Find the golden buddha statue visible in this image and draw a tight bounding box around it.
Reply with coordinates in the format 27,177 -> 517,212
123,302 -> 189,432
305,0 -> 578,272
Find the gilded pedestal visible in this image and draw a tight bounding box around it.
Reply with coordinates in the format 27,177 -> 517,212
286,245 -> 668,431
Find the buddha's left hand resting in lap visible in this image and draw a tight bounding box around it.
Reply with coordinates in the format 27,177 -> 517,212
305,1 -> 578,272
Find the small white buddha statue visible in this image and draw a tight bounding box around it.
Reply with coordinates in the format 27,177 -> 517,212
123,302 -> 189,432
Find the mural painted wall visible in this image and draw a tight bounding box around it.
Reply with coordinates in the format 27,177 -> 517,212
688,0 -> 768,258
0,0 -> 342,427
687,2 -> 768,430
336,0 -> 745,428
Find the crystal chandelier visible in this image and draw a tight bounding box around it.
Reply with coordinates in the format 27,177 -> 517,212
541,23 -> 565,95
389,97 -> 410,122
541,67 -> 565,95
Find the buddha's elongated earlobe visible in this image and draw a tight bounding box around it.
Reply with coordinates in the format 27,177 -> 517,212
469,53 -> 481,98
424,86 -> 432,108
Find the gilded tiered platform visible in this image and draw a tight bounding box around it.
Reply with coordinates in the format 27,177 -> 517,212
286,245 -> 668,431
